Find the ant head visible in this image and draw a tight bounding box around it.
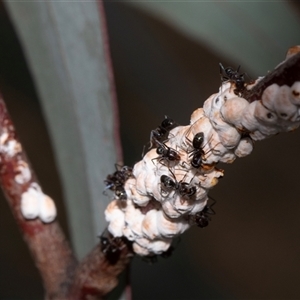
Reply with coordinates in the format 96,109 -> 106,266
235,76 -> 244,83
182,184 -> 197,197
196,215 -> 210,228
115,186 -> 127,199
100,236 -> 109,245
225,67 -> 234,75
121,166 -> 132,173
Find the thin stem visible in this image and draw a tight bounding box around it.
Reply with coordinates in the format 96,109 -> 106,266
68,243 -> 133,299
0,91 -> 133,299
0,92 -> 77,299
242,51 -> 300,102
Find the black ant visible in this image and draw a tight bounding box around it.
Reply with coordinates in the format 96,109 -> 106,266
142,255 -> 158,264
142,245 -> 176,264
99,230 -> 130,264
141,238 -> 180,264
104,164 -> 133,200
191,198 -> 216,228
219,63 -> 246,96
160,169 -> 197,199
114,185 -> 127,200
152,140 -> 181,166
185,130 -> 214,169
104,165 -> 132,189
149,115 -> 178,148
189,132 -> 205,169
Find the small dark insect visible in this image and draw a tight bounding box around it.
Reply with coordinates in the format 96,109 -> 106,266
185,130 -> 213,169
142,255 -> 158,264
160,170 -> 197,199
219,63 -> 246,95
104,164 -> 133,200
100,230 -> 130,264
189,132 -> 205,169
149,115 -> 178,148
104,165 -> 132,189
160,244 -> 175,259
100,235 -> 122,264
114,185 -> 127,200
142,245 -> 176,264
152,140 -> 181,166
192,198 -> 216,228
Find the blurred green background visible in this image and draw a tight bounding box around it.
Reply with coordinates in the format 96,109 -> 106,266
1,1 -> 300,299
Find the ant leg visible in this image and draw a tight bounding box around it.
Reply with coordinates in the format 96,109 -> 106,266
180,160 -> 191,170
142,144 -> 147,158
219,62 -> 226,78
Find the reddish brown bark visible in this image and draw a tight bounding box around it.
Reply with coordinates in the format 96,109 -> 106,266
0,93 -> 78,299
69,243 -> 133,299
0,91 -> 133,299
242,50 -> 300,102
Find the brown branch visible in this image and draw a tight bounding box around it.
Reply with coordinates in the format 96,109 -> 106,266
68,242 -> 133,299
0,92 -> 77,299
0,91 -> 133,299
242,48 -> 300,102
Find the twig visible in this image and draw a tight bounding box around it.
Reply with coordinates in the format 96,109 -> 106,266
68,243 -> 133,299
0,91 -> 134,299
0,92 -> 77,299
242,50 -> 300,102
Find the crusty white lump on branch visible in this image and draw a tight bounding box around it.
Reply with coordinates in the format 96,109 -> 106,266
0,125 -> 56,223
105,47 -> 300,257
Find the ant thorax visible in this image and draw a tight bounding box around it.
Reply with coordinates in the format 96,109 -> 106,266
160,168 -> 205,201
148,115 -> 179,150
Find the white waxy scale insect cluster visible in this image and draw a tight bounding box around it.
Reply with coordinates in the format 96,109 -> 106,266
0,130 -> 57,223
20,183 -> 57,223
105,76 -> 300,257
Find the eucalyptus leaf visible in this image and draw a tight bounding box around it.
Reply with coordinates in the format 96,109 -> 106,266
5,1 -> 118,259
